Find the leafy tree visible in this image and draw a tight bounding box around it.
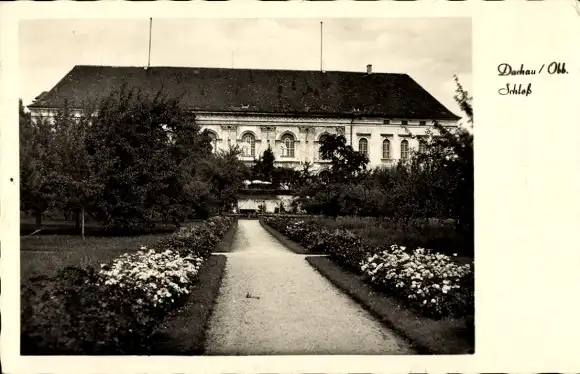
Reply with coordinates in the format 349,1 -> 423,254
251,146 -> 275,182
19,100 -> 59,228
319,134 -> 369,183
196,145 -> 247,214
84,86 -> 212,229
49,102 -> 98,234
294,74 -> 473,229
411,74 -> 473,230
296,162 -> 313,188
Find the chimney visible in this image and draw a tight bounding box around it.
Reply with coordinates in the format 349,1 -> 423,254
366,64 -> 372,74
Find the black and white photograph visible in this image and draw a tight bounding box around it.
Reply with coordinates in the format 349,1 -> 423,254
4,1 -> 580,372
16,17 -> 474,357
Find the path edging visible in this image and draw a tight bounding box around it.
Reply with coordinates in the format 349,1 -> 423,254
214,219 -> 238,253
306,256 -> 474,355
258,217 -> 309,254
148,254 -> 228,355
148,220 -> 238,355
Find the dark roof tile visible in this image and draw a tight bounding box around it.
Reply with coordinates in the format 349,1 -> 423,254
29,65 -> 459,120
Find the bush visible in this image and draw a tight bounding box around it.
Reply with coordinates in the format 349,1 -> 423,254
21,216 -> 234,354
317,216 -> 471,258
264,216 -> 377,272
263,216 -> 473,318
361,245 -> 473,318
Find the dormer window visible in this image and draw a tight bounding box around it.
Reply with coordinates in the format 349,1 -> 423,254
401,120 -> 408,126
419,120 -> 427,126
383,119 -> 390,125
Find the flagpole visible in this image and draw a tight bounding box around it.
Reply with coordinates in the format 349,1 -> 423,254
148,18 -> 152,68
320,22 -> 323,71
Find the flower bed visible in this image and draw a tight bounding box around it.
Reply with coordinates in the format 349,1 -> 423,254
361,246 -> 473,318
264,216 -> 376,269
21,216 -> 234,355
263,216 -> 473,318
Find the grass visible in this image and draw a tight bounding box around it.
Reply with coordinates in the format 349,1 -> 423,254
147,254 -> 228,355
306,256 -> 474,355
20,218 -> 237,355
21,217 -> 183,236
20,234 -> 168,281
308,216 -> 473,260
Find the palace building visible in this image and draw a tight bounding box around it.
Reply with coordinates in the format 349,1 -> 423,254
28,64 -> 460,171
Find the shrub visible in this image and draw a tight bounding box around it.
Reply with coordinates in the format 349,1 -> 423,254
98,248 -> 204,309
316,216 -> 471,258
21,216 -> 235,354
361,245 -> 473,318
263,216 -> 473,318
264,216 -> 377,272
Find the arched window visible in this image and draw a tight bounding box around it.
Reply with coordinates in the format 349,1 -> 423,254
418,139 -> 427,154
318,134 -> 328,159
382,139 -> 391,159
401,139 -> 409,160
359,138 -> 368,156
242,133 -> 256,157
281,134 -> 295,157
208,132 -> 217,153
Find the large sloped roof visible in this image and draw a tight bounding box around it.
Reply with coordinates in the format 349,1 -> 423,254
28,65 -> 460,120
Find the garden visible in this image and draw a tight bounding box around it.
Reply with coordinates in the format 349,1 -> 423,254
21,216 -> 235,355
264,216 -> 473,317
262,215 -> 474,354
260,77 -> 474,353
18,76 -> 474,355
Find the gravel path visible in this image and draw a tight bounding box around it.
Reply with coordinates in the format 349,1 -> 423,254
205,220 -> 414,355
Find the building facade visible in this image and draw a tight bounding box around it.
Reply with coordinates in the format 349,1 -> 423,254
197,113 -> 456,170
28,65 -> 460,171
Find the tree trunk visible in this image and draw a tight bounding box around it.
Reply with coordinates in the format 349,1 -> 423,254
81,205 -> 85,240
75,208 -> 80,230
35,211 -> 42,228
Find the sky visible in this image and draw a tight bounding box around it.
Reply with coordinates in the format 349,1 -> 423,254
19,18 -> 472,118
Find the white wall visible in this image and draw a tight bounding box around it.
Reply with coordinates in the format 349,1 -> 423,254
237,195 -> 296,213
198,114 -> 458,171
29,108 -> 457,172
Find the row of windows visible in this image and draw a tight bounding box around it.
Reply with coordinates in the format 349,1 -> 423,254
384,120 -> 428,126
358,138 -> 426,160
209,132 -> 296,158
209,132 -> 426,161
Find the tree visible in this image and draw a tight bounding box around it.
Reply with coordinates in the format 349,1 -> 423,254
452,75 -> 473,127
319,134 -> 369,183
84,86 -> 212,229
251,146 -> 275,182
19,100 -> 60,228
398,74 -> 473,229
195,145 -> 247,214
295,75 -> 473,224
49,101 -> 97,236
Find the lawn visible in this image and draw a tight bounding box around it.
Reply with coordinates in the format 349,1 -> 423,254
308,216 -> 473,260
20,234 -> 167,281
20,217 -> 183,236
20,216 -> 236,355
